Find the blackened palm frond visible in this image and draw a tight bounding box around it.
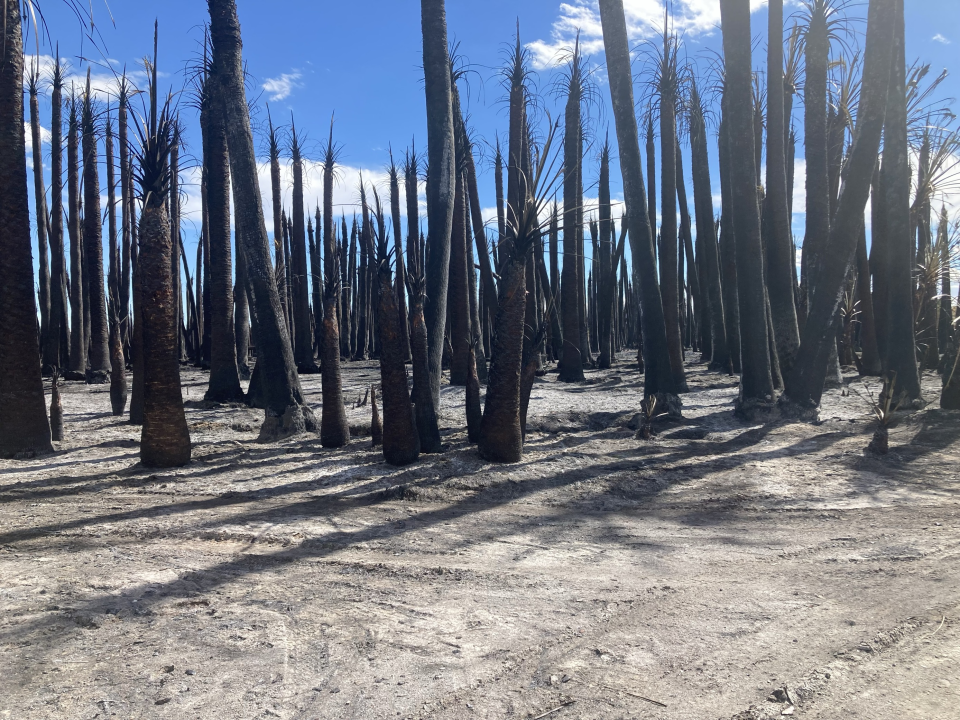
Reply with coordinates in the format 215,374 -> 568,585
829,50 -> 862,133
131,21 -> 174,209
798,0 -> 857,56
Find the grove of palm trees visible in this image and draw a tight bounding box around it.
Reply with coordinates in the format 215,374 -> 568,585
1,0 -> 958,717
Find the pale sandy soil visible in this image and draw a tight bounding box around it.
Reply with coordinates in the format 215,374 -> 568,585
1,354 -> 958,720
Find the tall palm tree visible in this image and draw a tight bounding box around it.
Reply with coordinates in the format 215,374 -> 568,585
652,16 -> 688,390
598,0 -> 678,396
784,0 -> 897,407
0,0 -> 53,457
320,120 -> 350,448
136,28 -> 191,468
67,88 -> 85,376
420,0 -> 456,414
559,39 -> 586,382
289,116 -> 316,372
764,0 -> 801,375
719,0 -> 776,413
200,66 -> 244,403
45,55 -> 68,372
879,0 -> 921,400
82,70 -> 111,383
27,61 -> 51,369
208,0 -> 316,439
370,192 -> 419,465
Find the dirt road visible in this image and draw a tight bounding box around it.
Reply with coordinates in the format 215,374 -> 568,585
1,357 -> 957,719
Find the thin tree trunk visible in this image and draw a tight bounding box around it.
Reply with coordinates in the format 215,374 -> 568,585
560,43 -> 585,382
234,230 -> 251,379
598,0 -> 678,396
46,62 -> 67,374
28,68 -> 51,369
856,217 -> 882,375
290,121 -> 316,372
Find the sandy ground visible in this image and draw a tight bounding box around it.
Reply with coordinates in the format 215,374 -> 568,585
1,354 -> 958,720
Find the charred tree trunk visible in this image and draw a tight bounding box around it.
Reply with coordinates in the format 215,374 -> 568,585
421,0 -> 456,415
598,0 -> 678,396
0,2 -> 53,457
719,0 -> 775,413
208,0 -> 317,439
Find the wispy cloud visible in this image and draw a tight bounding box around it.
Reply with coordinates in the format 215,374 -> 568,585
262,72 -> 302,102
932,33 -> 950,45
527,0 -> 768,70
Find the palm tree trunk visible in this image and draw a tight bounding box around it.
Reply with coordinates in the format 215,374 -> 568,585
68,95 -> 86,376
290,122 -> 316,372
559,45 -> 585,382
719,0 -> 775,412
598,0 -> 678,396
764,0 -> 801,375
689,82 -> 730,372
421,0 -> 456,414
879,0 -> 921,400
388,153 -> 411,362
0,1 -> 53,457
81,74 -> 110,382
718,114 -> 742,374
234,230 -> 251,379
784,0 -> 898,407
856,217 -> 882,375
28,69 -> 51,370
46,63 -> 67,374
208,0 -> 317,439
320,130 -> 350,448
139,188 -> 191,467
658,48 -> 688,390
201,82 -> 244,402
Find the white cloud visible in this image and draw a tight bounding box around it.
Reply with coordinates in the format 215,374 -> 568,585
932,33 -> 950,45
527,0 -> 768,70
262,72 -> 302,102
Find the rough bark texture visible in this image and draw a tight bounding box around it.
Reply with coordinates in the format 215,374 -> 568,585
139,198 -> 192,468
0,2 -> 53,457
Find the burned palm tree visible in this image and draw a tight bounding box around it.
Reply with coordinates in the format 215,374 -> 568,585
209,0 -> 316,439
387,148 -> 411,361
479,121 -> 562,463
558,36 -> 586,382
200,63 -> 244,402
81,69 -> 111,383
67,86 -> 86,377
370,190 -> 419,465
764,0 -> 801,374
687,77 -> 730,372
45,54 -> 68,373
646,10 -> 688,391
598,0 -> 679,397
719,0 -> 776,414
420,0 -> 456,414
27,59 -> 51,370
784,0 -> 898,408
109,304 -> 127,416
319,119 -> 350,448
0,0 -> 53,457
289,115 -> 317,372
134,28 -> 191,467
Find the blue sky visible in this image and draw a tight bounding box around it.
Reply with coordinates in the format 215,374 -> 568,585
24,0 -> 960,279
